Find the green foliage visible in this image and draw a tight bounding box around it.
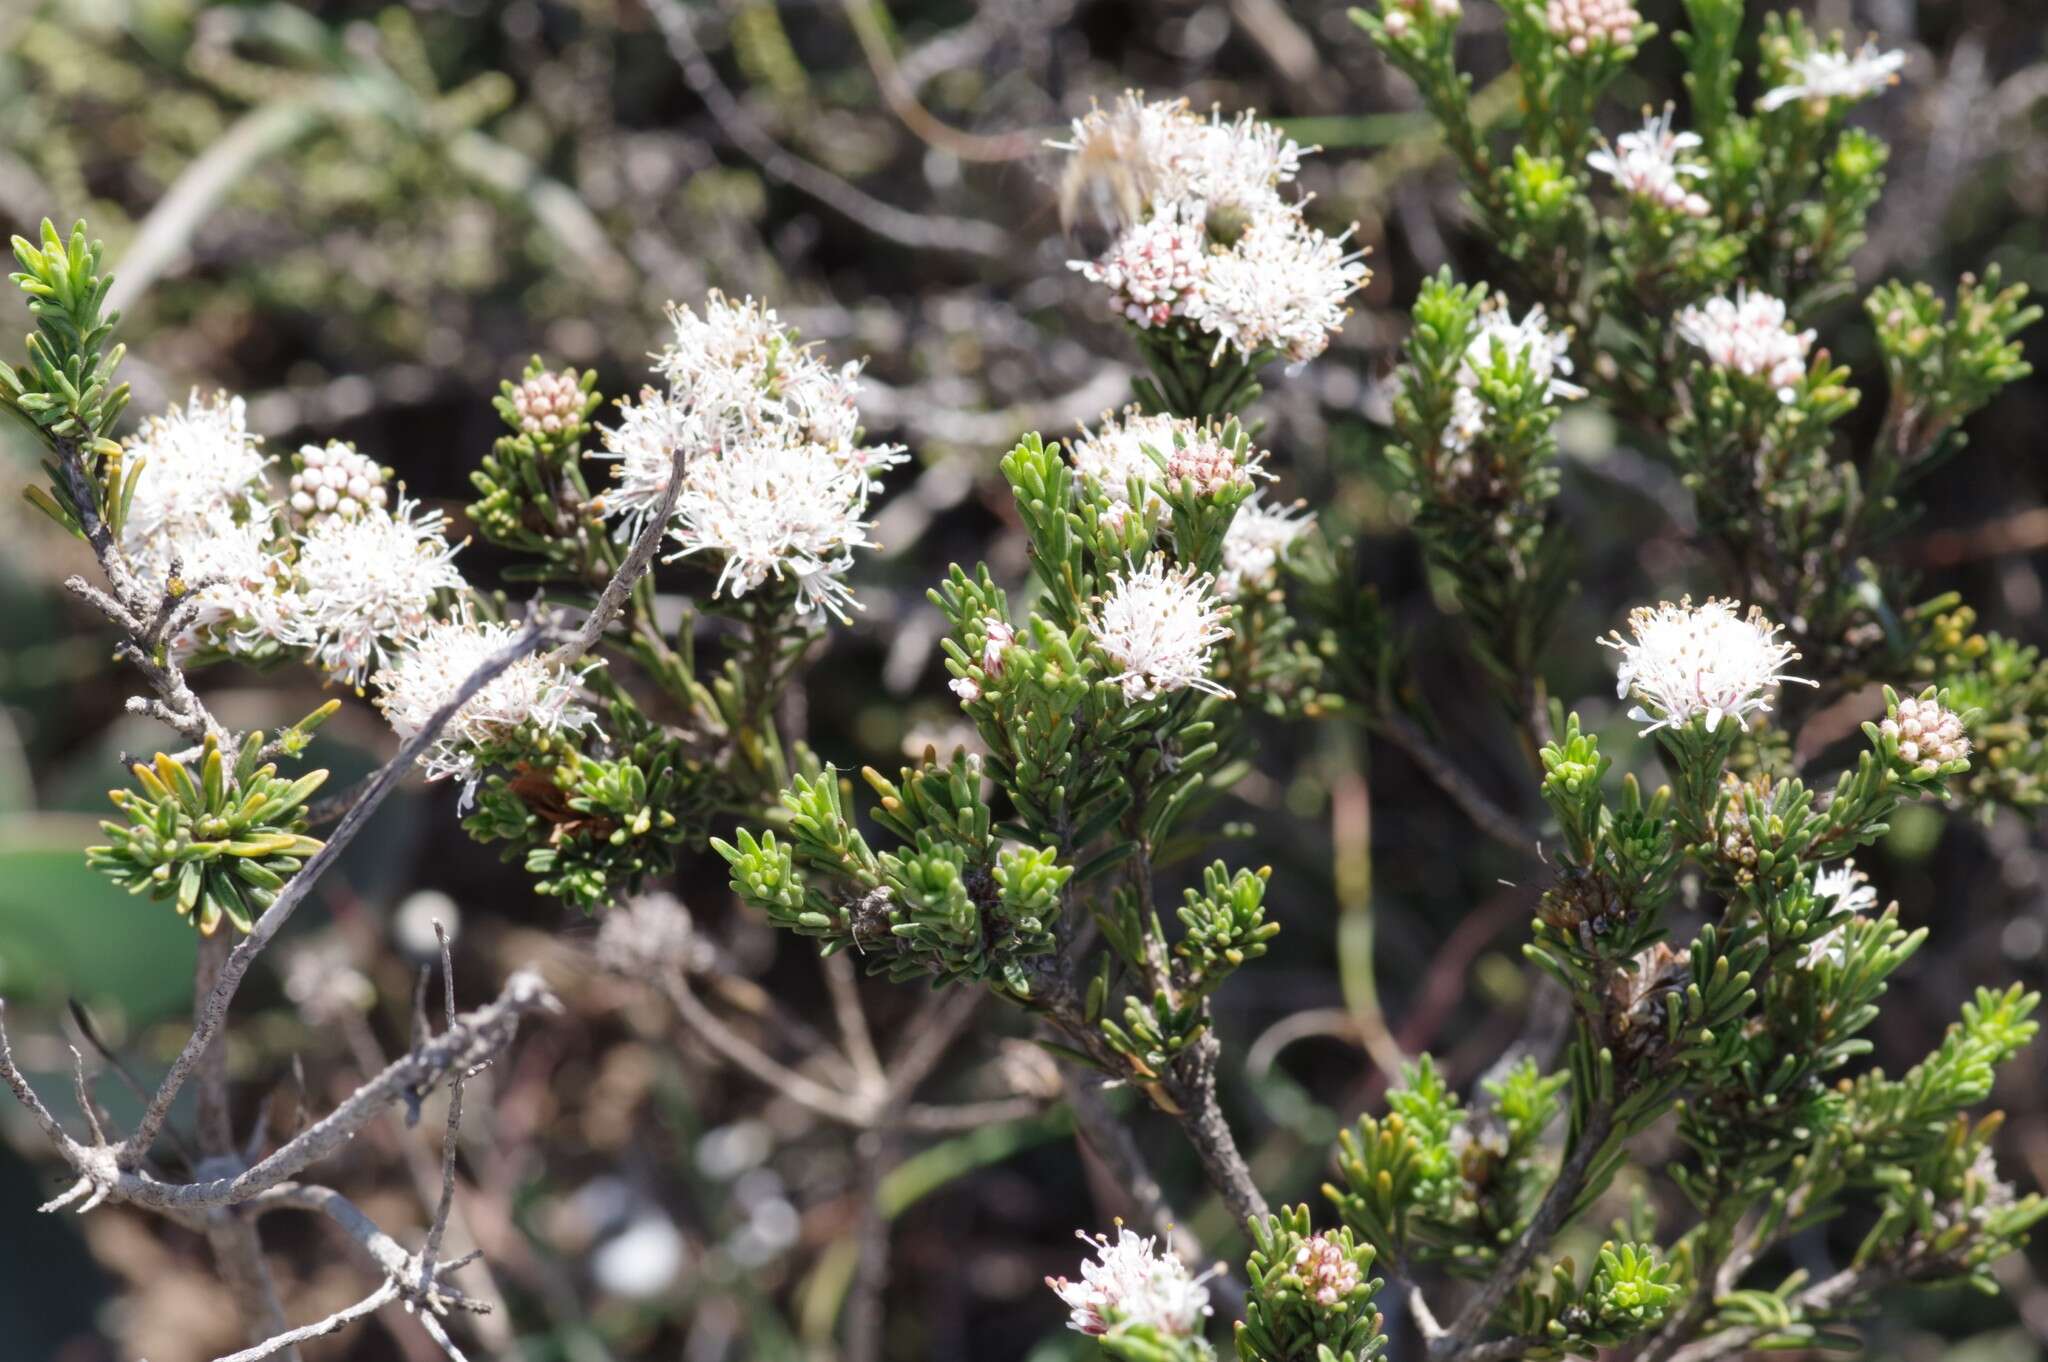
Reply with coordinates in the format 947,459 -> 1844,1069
462,704 -> 695,911
1911,603 -> 2048,809
87,729 -> 326,936
4,220 -> 132,537
1235,1205 -> 1387,1362
1503,1241 -> 1679,1357
467,357 -> 608,565
1376,271 -> 1574,702
712,755 -> 1063,996
1327,1056 -> 1566,1275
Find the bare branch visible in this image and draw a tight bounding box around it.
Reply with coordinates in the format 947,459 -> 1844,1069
823,951 -> 886,1096
550,447 -> 685,667
0,969 -> 557,1214
420,922 -> 463,1294
208,1281 -> 400,1362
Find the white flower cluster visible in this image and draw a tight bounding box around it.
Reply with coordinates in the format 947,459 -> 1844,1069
1676,290 -> 1816,402
1046,1225 -> 1217,1339
1091,556 -> 1234,703
117,390 -> 289,656
592,294 -> 905,621
1545,0 -> 1641,55
1601,596 -> 1814,735
1060,94 -> 1367,365
157,507 -> 290,656
1758,40 -> 1906,113
1081,205 -> 1207,329
1219,494 -> 1315,600
372,612 -> 597,796
289,441 -> 390,521
1068,409 -> 1262,526
1801,859 -> 1879,969
280,497 -> 467,686
1588,106 -> 1710,217
1882,693 -> 1971,775
1443,303 -> 1584,454
119,389 -> 271,552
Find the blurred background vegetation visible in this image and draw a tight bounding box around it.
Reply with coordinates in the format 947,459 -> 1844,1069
1,1 -> 2045,1358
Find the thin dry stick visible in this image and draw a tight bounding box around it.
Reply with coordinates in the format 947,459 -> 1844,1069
419,922 -> 464,1296
822,952 -> 886,1095
657,965 -> 873,1126
1375,711 -> 1539,855
0,969 -> 556,1214
209,1282 -> 401,1362
551,447 -> 685,667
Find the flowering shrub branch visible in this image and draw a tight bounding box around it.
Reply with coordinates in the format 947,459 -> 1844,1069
2,0 -> 2046,1356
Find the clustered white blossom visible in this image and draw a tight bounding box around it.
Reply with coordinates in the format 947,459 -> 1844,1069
1758,40 -> 1906,113
1676,289 -> 1817,402
1545,0 -> 1641,55
1588,106 -> 1711,217
1292,1234 -> 1365,1308
114,390 -> 294,657
1882,694 -> 1972,776
1058,94 -> 1367,365
288,441 -> 390,521
1442,302 -> 1584,454
1068,409 -> 1262,526
1218,494 -> 1314,599
157,506 -> 290,656
591,294 -> 905,621
1091,556 -> 1234,703
280,497 -> 468,686
372,612 -> 597,796
118,389 -> 271,565
594,387 -> 696,538
512,367 -> 584,435
1601,596 -> 1814,735
1046,1225 -> 1218,1339
1184,209 -> 1370,364
1801,859 -> 1880,969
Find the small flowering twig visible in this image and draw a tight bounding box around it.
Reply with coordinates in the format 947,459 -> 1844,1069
120,612 -> 558,1167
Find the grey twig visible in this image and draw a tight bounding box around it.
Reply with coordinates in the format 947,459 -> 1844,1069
419,922 -> 464,1297
0,969 -> 558,1214
551,448 -> 685,668
208,1280 -> 400,1362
